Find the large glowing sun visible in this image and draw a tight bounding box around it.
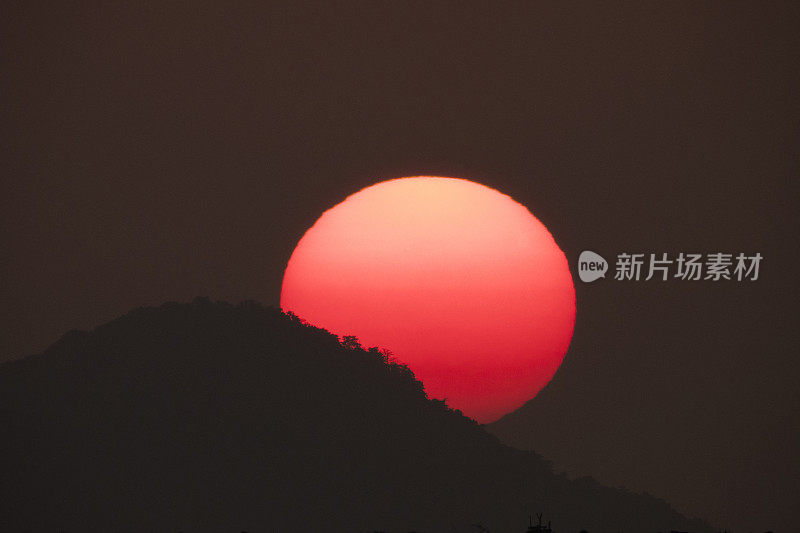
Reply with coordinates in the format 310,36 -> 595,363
280,176 -> 575,423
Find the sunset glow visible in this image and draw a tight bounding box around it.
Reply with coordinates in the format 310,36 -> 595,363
281,176 -> 575,423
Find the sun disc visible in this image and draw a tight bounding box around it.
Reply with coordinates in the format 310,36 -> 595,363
280,176 -> 575,423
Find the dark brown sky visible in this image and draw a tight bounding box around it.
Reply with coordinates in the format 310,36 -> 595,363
2,2 -> 799,531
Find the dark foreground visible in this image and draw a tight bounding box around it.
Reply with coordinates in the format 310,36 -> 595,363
0,299 -> 711,533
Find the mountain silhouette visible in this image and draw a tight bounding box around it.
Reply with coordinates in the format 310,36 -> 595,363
0,298 -> 710,533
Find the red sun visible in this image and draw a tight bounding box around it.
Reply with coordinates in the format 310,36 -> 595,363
280,176 -> 575,423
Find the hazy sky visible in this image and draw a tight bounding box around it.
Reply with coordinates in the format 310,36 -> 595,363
2,3 -> 798,531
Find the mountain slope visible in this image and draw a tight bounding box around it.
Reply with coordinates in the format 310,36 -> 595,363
0,298 -> 710,532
